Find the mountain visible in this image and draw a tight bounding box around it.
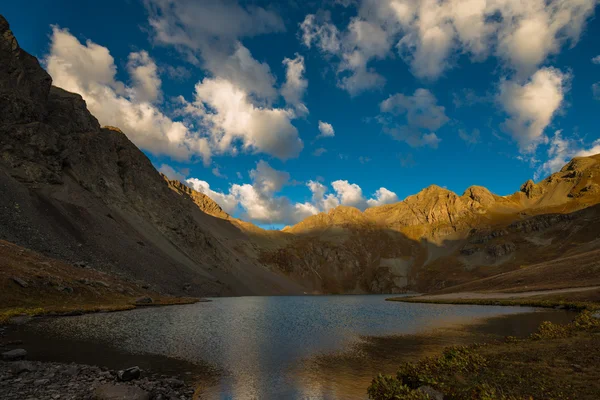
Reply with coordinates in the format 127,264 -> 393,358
0,15 -> 303,297
1,14 -> 599,298
262,155 -> 600,293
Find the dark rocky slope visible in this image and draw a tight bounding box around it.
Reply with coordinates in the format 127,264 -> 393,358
0,15 -> 303,297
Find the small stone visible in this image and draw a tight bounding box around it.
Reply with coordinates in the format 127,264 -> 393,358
417,385 -> 444,400
2,349 -> 27,361
11,361 -> 36,374
11,277 -> 29,288
62,365 -> 79,377
164,378 -> 184,388
34,378 -> 49,386
117,366 -> 141,382
135,297 -> 153,305
74,261 -> 88,268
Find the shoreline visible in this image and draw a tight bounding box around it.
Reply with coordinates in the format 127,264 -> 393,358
0,297 -> 206,326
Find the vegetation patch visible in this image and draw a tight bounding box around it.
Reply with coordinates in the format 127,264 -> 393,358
368,312 -> 600,399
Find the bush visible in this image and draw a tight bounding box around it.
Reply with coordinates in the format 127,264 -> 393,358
367,374 -> 430,400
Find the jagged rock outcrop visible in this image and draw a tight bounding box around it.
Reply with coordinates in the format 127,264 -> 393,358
0,16 -> 52,123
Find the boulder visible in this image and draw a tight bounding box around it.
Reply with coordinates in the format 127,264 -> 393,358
93,383 -> 150,400
117,366 -> 141,382
2,348 -> 27,361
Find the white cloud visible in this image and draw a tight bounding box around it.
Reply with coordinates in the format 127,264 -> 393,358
307,180 -> 340,211
498,67 -> 568,152
281,53 -> 309,116
459,128 -> 481,145
593,55 -> 600,64
300,13 -> 341,54
182,77 -> 303,160
367,187 -> 399,207
331,180 -> 367,209
212,166 -> 227,179
301,0 -> 597,87
45,26 -> 211,163
183,161 -> 398,225
313,147 -> 327,156
536,131 -> 600,179
593,82 -> 600,99
145,0 -> 284,103
378,88 -> 448,148
127,51 -> 162,103
317,121 -> 335,138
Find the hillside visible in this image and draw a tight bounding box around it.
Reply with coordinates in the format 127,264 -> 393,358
1,13 -> 599,298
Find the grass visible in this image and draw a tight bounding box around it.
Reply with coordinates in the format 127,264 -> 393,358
0,297 -> 201,325
368,311 -> 600,399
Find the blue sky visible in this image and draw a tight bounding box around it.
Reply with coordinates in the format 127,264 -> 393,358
3,0 -> 600,228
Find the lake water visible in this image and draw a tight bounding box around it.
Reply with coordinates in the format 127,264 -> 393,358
6,295 -> 575,399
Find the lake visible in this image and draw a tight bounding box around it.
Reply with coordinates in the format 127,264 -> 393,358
5,295 -> 575,399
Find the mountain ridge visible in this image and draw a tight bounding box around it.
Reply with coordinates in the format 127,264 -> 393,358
1,13 -> 600,297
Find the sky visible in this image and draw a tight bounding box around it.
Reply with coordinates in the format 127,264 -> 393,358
3,0 -> 600,229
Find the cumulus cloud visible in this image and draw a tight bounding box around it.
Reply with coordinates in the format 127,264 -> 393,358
535,131 -> 600,179
378,88 -> 448,148
46,27 -> 303,164
46,26 -> 211,162
127,51 -> 162,103
367,187 -> 399,207
181,77 -> 303,160
281,53 -> 309,116
593,82 -> 600,100
144,0 -> 286,103
300,13 -> 342,54
498,67 -> 569,152
300,0 -> 597,90
593,55 -> 600,64
183,161 -> 398,225
317,121 -> 335,138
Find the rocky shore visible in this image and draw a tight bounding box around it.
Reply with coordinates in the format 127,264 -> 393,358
0,330 -> 196,400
